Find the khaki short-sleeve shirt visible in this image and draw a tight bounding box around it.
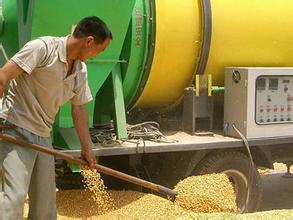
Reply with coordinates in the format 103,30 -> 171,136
0,36 -> 93,137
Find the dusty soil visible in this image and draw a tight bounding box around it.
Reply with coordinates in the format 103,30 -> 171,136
260,163 -> 293,211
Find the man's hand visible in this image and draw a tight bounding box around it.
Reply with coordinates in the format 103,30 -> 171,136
81,147 -> 97,168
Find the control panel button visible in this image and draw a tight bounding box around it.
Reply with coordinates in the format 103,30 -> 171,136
288,96 -> 293,102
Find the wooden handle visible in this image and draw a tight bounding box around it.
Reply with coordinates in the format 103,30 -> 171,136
0,133 -> 177,198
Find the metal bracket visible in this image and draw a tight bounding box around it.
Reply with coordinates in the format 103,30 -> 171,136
93,63 -> 128,140
182,0 -> 213,134
112,64 -> 128,139
182,86 -> 213,134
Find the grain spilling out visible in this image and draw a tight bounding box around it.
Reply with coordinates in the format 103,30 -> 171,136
80,167 -> 114,214
174,173 -> 238,213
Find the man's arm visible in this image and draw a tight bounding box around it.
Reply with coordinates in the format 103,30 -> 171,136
0,60 -> 24,96
72,104 -> 97,168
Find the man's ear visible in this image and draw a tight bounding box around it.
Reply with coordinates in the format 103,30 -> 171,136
86,36 -> 95,46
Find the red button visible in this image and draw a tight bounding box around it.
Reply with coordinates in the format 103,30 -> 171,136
274,108 -> 278,112
267,109 -> 271,112
281,108 -> 285,111
260,109 -> 264,113
288,96 -> 293,101
288,107 -> 291,111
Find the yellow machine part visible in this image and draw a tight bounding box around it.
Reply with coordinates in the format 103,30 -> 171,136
207,0 -> 293,86
135,0 -> 202,108
136,0 -> 293,109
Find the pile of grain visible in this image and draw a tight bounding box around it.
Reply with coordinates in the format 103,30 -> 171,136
174,173 -> 238,213
274,163 -> 288,172
24,190 -> 293,219
80,167 -> 114,214
56,189 -> 101,217
100,191 -> 186,219
80,169 -> 237,214
22,171 -> 293,219
175,210 -> 293,220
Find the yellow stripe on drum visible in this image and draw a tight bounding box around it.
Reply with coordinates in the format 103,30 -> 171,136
206,0 -> 293,86
135,0 -> 202,109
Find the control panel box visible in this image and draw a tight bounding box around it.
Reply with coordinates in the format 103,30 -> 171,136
224,67 -> 293,139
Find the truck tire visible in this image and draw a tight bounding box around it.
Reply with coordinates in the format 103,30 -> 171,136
192,150 -> 262,213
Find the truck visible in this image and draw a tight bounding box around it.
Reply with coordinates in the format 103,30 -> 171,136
1,0 -> 293,213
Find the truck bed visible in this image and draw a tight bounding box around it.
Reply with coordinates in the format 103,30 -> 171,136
60,131 -> 293,157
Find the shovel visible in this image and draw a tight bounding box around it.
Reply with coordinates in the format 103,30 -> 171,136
0,133 -> 177,200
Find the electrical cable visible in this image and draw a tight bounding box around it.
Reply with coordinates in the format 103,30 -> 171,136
127,121 -> 177,143
90,121 -> 178,147
232,124 -> 256,212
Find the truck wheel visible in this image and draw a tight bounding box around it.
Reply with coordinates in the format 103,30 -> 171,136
192,150 -> 262,213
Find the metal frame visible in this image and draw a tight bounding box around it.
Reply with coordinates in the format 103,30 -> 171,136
59,134 -> 293,157
182,0 -> 213,134
182,86 -> 213,133
112,64 -> 128,138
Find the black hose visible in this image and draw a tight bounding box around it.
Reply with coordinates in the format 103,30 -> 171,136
232,124 -> 256,212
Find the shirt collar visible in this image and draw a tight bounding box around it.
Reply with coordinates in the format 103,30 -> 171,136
58,35 -> 69,64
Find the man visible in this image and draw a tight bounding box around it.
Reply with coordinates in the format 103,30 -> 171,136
0,16 -> 112,219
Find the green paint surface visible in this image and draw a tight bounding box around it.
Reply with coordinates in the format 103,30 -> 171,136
0,0 -> 152,150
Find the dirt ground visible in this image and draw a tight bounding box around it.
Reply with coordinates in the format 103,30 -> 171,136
260,163 -> 293,211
